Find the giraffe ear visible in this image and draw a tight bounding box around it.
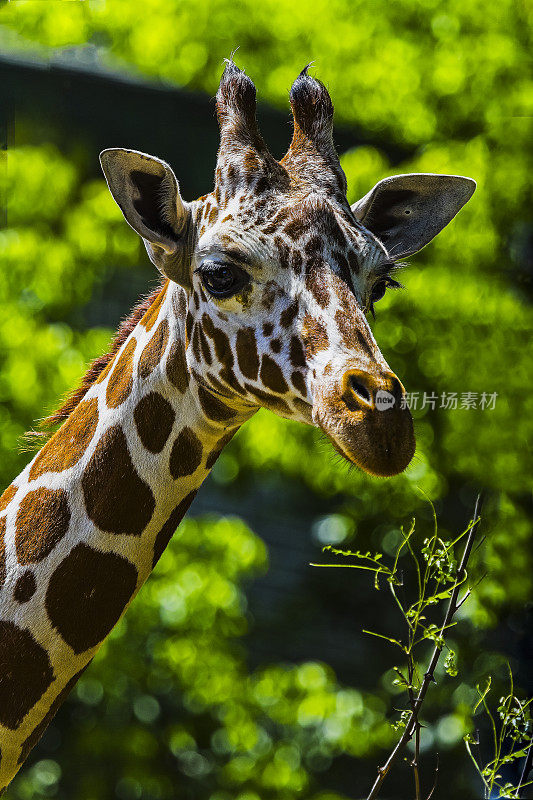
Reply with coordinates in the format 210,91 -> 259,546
351,173 -> 476,258
100,148 -> 192,287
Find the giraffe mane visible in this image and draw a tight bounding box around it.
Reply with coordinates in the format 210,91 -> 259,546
24,280 -> 166,448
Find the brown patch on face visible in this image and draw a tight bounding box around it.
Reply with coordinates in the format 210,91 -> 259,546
18,666 -> 87,766
332,250 -> 353,291
205,429 -> 237,470
82,425 -> 155,536
255,175 -> 269,195
186,311 -> 194,346
290,336 -> 306,368
284,218 -> 307,240
198,325 -> 212,365
226,164 -> 240,198
261,281 -> 278,310
0,484 -> 16,513
169,427 -> 203,479
243,149 -> 260,174
334,309 -> 373,356
244,384 -> 291,414
302,313 -> 329,356
291,371 -> 307,396
0,517 -> 6,587
207,321 -> 233,367
260,354 -> 289,394
152,489 -> 198,568
14,571 -> 36,603
274,236 -> 291,268
291,250 -> 303,274
106,338 -> 136,408
262,322 -> 274,337
45,543 -> 138,654
197,385 -> 238,423
270,339 -> 281,353
304,235 -> 323,258
30,398 -> 99,480
192,323 -> 201,362
236,327 -> 260,380
140,282 -> 167,331
306,269 -> 330,309
166,340 -> 189,393
348,250 -> 360,274
134,392 -> 175,454
174,287 -> 187,319
280,300 -> 299,328
138,319 -> 170,380
0,621 -> 54,729
15,488 -> 71,565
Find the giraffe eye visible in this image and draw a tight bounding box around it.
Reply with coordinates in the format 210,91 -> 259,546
370,280 -> 388,304
368,276 -> 402,317
199,261 -> 250,299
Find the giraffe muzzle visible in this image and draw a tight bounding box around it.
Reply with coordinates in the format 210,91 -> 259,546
314,366 -> 416,477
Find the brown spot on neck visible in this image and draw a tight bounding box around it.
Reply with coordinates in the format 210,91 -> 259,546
0,484 -> 16,513
82,425 -> 155,536
166,338 -> 189,394
169,427 -> 203,478
140,282 -> 168,331
29,398 -> 99,480
138,319 -> 170,380
106,338 -> 136,408
134,392 -> 175,454
15,488 -> 71,565
0,621 -> 54,729
46,543 -> 138,654
13,571 -> 36,603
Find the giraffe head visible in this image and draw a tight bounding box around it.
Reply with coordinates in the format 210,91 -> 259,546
100,62 -> 475,477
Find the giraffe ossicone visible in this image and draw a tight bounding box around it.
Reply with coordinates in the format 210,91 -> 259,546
0,61 -> 475,791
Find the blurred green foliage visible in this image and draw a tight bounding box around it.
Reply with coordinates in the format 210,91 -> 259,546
0,1 -> 531,798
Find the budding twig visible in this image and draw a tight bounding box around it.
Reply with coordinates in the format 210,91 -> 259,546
365,493 -> 484,800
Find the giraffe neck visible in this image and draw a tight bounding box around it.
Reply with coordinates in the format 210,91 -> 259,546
0,281 -> 255,790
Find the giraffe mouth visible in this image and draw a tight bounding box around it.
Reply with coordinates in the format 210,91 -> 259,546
314,380 -> 416,477
326,419 -> 416,477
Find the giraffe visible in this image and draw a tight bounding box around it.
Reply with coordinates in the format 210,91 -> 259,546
0,61 -> 475,791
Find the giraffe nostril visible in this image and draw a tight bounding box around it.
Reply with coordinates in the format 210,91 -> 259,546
349,375 -> 372,406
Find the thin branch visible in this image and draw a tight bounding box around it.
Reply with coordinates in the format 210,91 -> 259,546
425,754 -> 439,800
517,741 -> 533,798
365,493 -> 485,800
